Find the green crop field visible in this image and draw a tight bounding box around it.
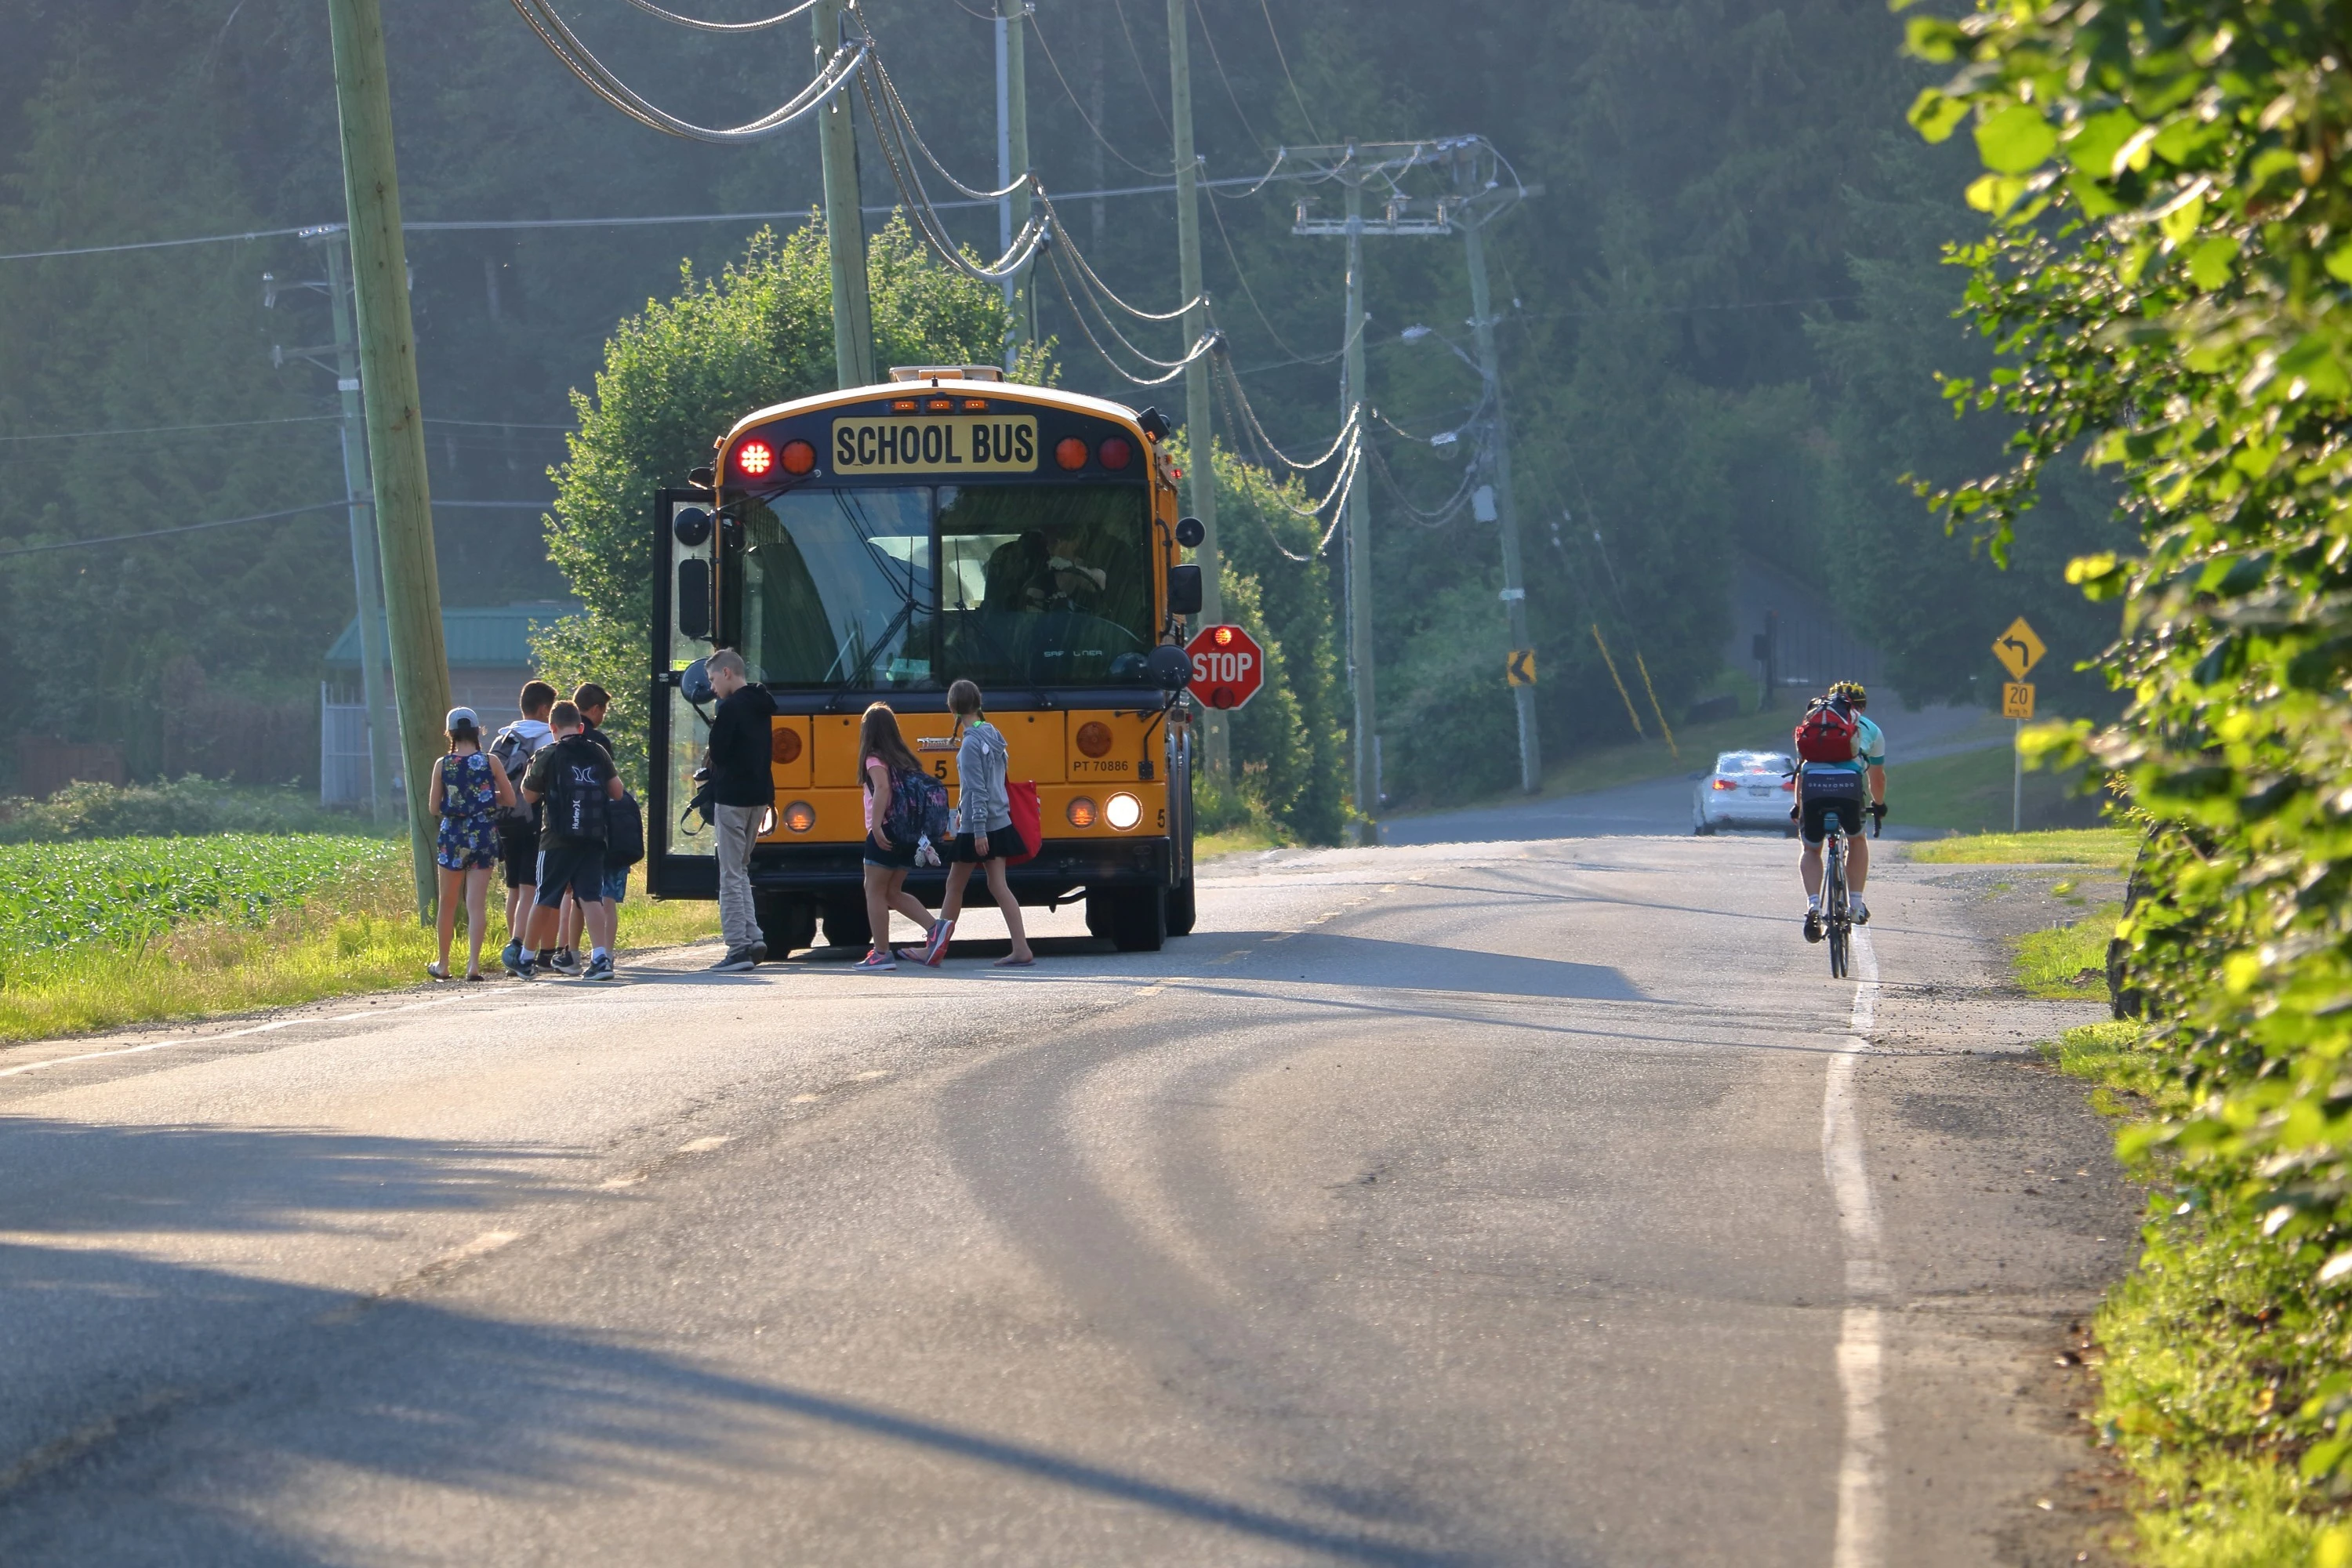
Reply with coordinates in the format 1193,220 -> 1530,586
0,835 -> 397,961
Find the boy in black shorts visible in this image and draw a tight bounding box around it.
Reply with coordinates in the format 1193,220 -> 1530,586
518,700 -> 625,981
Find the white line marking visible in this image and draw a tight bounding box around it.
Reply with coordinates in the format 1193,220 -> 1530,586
1827,927 -> 1886,1568
0,996 -> 474,1081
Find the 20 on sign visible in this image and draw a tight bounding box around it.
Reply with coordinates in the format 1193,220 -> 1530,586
831,416 -> 1038,474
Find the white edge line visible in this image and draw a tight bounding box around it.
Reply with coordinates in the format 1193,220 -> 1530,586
1828,927 -> 1886,1568
0,996 -> 474,1080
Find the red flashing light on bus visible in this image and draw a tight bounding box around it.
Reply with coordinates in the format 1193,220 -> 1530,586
736,440 -> 774,477
780,440 -> 816,476
1213,626 -> 1235,648
1098,437 -> 1132,470
1054,437 -> 1088,471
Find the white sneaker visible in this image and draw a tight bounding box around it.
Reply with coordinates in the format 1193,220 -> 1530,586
1851,897 -> 1870,925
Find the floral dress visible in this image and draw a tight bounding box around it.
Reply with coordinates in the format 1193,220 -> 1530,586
434,750 -> 502,871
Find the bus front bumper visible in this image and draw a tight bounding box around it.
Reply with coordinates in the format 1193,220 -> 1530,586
648,837 -> 1174,906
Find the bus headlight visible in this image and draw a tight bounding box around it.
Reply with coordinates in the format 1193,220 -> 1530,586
1067,797 -> 1098,829
1105,792 -> 1142,830
782,800 -> 815,833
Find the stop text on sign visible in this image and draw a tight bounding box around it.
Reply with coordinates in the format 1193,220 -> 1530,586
1183,623 -> 1265,710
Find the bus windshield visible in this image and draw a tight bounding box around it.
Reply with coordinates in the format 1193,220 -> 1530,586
739,483 -> 1152,690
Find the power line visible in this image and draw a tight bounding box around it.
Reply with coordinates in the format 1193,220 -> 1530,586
506,0 -> 863,143
0,414 -> 337,444
1109,0 -> 1172,136
1024,9 -> 1172,178
1188,0 -> 1268,151
617,0 -> 821,32
1256,0 -> 1323,142
0,498 -> 558,561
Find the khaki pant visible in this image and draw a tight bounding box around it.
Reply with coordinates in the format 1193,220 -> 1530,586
714,803 -> 764,953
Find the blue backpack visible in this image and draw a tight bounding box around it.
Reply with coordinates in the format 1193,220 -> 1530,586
884,767 -> 952,846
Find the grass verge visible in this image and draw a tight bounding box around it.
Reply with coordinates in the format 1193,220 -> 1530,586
1908,826 -> 2140,868
2040,1014 -> 2352,1564
0,855 -> 720,1044
1196,824 -> 1283,859
1885,742 -> 2107,833
2013,903 -> 2123,1000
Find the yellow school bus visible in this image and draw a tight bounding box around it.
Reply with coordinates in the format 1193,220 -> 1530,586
646,366 -> 1203,953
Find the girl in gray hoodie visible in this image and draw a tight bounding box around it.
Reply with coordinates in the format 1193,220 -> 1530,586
923,680 -> 1036,966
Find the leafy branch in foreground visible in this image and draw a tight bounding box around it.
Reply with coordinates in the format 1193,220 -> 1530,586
1905,0 -> 2352,1523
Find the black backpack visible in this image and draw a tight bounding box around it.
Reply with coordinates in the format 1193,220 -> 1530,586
542,740 -> 609,843
607,790 -> 646,866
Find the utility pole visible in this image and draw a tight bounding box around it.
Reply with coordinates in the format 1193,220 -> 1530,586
995,0 -> 1033,369
1293,141 -> 1454,830
1165,0 -> 1228,778
326,0 -> 451,921
1456,187 -> 1539,793
1341,173 -> 1375,828
319,233 -> 396,822
816,2 -> 875,387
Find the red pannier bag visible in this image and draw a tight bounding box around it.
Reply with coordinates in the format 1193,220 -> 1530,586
1004,781 -> 1043,865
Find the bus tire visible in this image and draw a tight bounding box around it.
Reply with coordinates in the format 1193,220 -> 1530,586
1164,878 -> 1196,937
1109,887 -> 1167,953
1084,891 -> 1116,941
757,895 -> 818,958
821,899 -> 871,950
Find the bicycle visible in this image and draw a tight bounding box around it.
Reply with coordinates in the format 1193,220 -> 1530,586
1820,801 -> 1884,979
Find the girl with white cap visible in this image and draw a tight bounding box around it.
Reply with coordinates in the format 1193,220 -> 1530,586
430,706 -> 516,981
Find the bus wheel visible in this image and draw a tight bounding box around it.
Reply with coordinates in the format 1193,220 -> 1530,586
1109,887 -> 1167,953
821,899 -> 872,950
757,895 -> 818,958
1164,878 -> 1196,937
1083,891 -> 1116,941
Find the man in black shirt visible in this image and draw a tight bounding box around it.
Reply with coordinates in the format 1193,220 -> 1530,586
705,649 -> 776,971
519,699 -> 625,981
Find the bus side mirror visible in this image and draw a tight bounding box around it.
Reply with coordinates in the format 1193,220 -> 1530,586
677,558 -> 712,641
1174,516 -> 1205,548
1145,644 -> 1192,691
1167,564 -> 1203,616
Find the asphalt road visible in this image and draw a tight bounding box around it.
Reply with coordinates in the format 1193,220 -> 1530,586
0,837 -> 2136,1566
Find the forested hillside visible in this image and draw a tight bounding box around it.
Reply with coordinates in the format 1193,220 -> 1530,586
0,0 -> 2125,804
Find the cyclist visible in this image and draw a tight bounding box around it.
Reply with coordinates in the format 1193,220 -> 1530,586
1795,680 -> 1886,942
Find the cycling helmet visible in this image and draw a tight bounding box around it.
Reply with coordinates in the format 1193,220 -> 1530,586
1829,680 -> 1868,705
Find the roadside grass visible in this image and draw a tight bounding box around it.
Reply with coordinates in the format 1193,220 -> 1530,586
1196,823 -> 1283,858
2012,903 -> 2123,1000
1885,742 -> 2107,834
0,839 -> 720,1044
2036,1018 -> 2351,1563
1907,827 -> 2138,868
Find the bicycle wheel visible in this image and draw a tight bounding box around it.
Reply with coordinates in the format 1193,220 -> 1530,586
1826,834 -> 1850,979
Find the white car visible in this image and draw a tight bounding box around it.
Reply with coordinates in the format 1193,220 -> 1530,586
1693,750 -> 1798,835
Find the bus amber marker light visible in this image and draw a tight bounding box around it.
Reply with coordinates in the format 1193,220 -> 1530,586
736,440 -> 774,477
1105,793 -> 1142,830
1076,721 -> 1113,758
780,440 -> 816,476
782,801 -> 815,833
1054,437 -> 1089,471
1067,797 -> 1098,829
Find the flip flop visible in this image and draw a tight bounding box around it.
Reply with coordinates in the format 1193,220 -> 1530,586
426,962 -> 450,982
992,954 -> 1036,967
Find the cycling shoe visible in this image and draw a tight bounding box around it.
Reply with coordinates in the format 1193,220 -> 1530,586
1851,898 -> 1870,926
1802,909 -> 1824,944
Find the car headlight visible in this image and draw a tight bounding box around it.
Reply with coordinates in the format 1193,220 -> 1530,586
1105,792 -> 1142,830
1067,797 -> 1098,828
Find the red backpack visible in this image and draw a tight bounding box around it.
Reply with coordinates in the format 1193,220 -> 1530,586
1794,698 -> 1861,764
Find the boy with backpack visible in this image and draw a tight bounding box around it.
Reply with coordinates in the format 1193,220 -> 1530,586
552,682 -> 637,971
1792,680 -> 1887,942
491,681 -> 557,976
517,700 -> 626,981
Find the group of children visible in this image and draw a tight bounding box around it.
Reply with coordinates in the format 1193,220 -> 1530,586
427,680 -> 626,983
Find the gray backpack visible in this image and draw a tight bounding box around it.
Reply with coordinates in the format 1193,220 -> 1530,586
488,724 -> 544,829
